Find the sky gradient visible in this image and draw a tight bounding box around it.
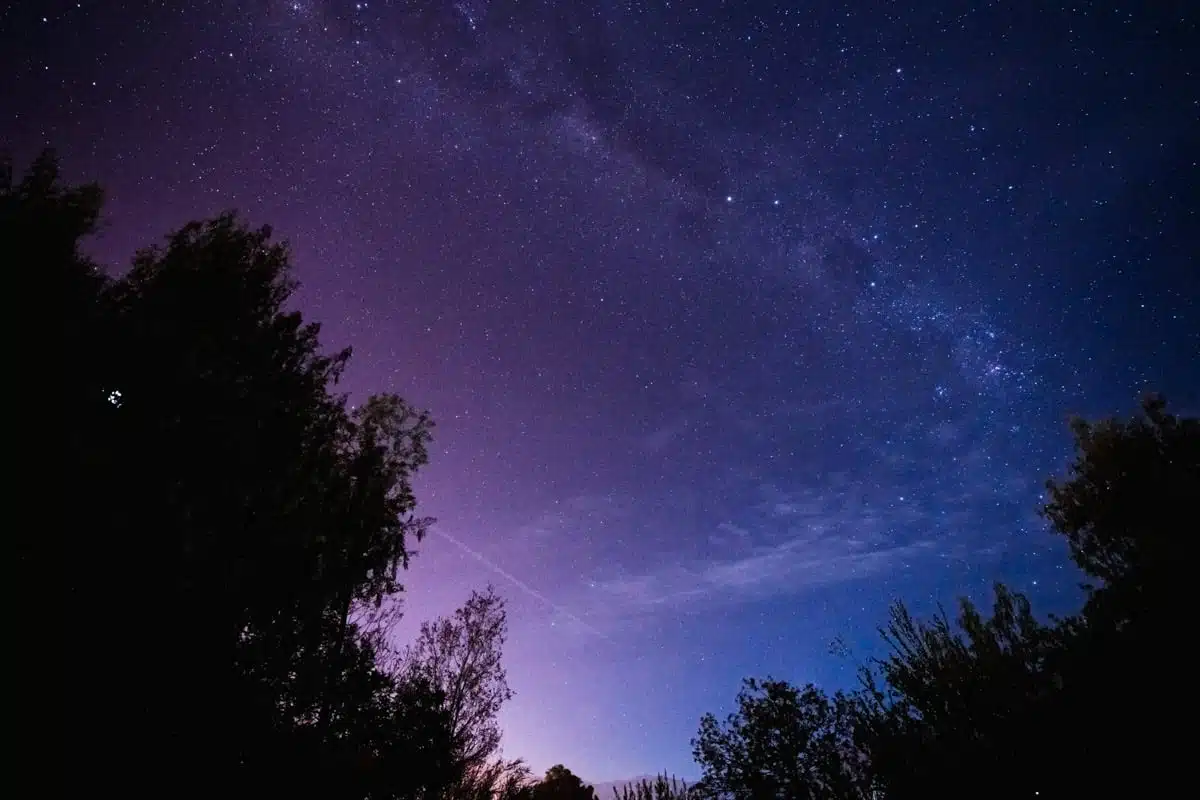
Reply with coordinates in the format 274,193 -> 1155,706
5,0 -> 1197,782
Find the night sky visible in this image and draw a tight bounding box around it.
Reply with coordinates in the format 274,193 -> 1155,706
6,0 -> 1197,782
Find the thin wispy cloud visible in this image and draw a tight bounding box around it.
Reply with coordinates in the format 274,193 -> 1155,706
591,531 -> 937,615
457,412 -> 1048,639
583,485 -> 944,617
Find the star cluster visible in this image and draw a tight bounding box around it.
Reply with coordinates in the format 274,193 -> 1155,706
4,0 -> 1196,781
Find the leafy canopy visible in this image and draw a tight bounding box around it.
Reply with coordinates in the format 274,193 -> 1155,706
17,150 -> 452,799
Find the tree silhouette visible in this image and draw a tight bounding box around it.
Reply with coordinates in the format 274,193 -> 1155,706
614,774 -> 696,800
692,678 -> 871,800
697,396 -> 1197,798
394,586 -> 529,800
854,585 -> 1068,797
1037,393 -> 1197,792
855,396 -> 1198,796
16,150 -> 454,798
7,147 -> 110,794
1044,392 -> 1197,630
95,210 -> 445,788
530,766 -> 597,800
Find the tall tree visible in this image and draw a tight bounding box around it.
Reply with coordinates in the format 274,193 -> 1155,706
8,149 -> 107,592
1043,393 -> 1197,630
1037,394 -> 1198,791
19,150 -> 451,798
692,678 -> 871,800
7,147 -> 109,795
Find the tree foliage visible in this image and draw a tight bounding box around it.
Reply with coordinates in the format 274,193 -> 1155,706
692,679 -> 871,800
1043,392 -> 1197,629
695,394 -> 1197,798
8,147 -> 112,792
15,150 -> 454,799
855,397 -> 1197,796
854,585 -> 1069,796
529,765 -> 597,800
614,774 -> 696,800
395,585 -> 529,800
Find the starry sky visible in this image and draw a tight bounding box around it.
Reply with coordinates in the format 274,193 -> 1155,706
6,0 -> 1197,782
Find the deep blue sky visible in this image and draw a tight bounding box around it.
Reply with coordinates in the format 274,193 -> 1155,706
5,0 -> 1196,782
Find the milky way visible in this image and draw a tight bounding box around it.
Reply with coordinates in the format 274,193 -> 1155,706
5,0 -> 1196,780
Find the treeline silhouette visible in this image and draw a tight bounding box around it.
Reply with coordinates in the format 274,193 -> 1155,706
681,366 -> 1194,799
23,148 -> 521,799
18,149 -> 1194,799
